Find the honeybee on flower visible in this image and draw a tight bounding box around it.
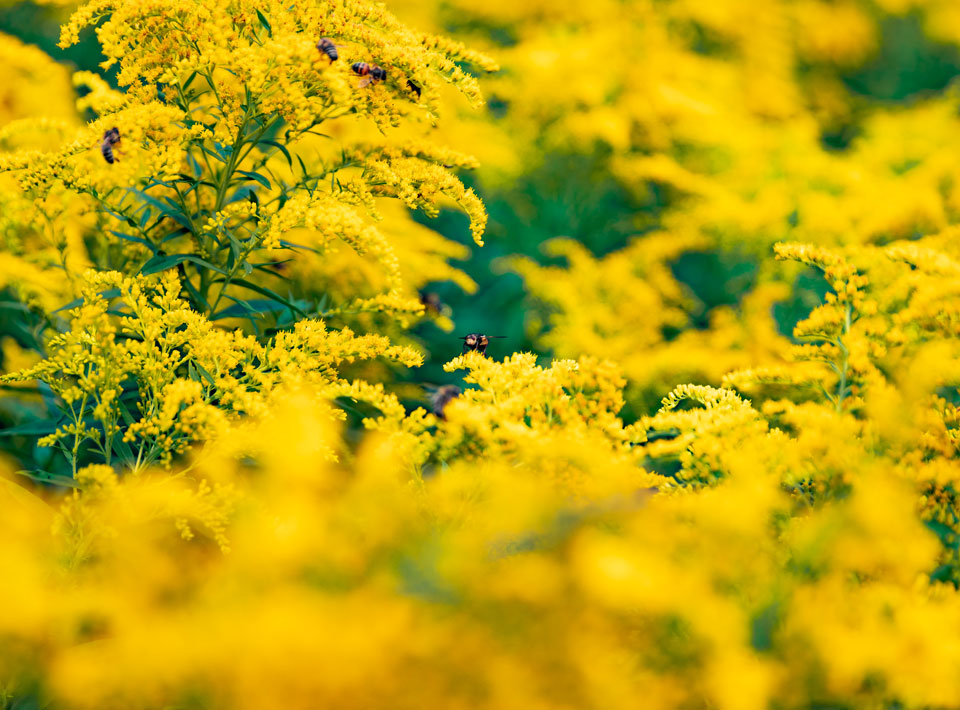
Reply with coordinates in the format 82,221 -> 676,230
100,126 -> 120,164
352,62 -> 387,87
316,37 -> 340,62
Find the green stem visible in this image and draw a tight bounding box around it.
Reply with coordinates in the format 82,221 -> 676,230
208,240 -> 258,315
834,302 -> 852,413
214,109 -> 252,213
71,390 -> 89,479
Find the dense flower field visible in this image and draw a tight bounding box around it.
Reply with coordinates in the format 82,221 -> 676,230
4,0 -> 960,707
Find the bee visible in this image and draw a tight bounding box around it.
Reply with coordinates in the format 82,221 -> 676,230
351,62 -> 387,87
430,385 -> 461,420
407,79 -> 422,99
419,291 -> 449,317
316,37 -> 339,61
460,333 -> 505,356
100,127 -> 121,164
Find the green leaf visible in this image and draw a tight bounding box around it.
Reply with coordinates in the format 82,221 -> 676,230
126,188 -> 193,231
926,520 -> 959,549
186,151 -> 204,177
213,142 -> 233,160
178,269 -> 210,312
16,470 -> 79,488
182,70 -> 199,91
160,227 -> 192,243
226,186 -> 259,206
140,253 -> 192,275
100,205 -> 138,229
0,420 -> 60,437
110,432 -> 136,466
216,277 -> 308,317
199,145 -> 226,164
194,363 -> 218,388
237,170 -> 272,190
0,383 -> 40,394
140,254 -> 228,277
257,139 -> 293,167
54,288 -> 121,313
302,130 -> 334,140
219,231 -> 242,265
210,298 -> 289,321
144,177 -> 174,189
255,9 -> 272,35
252,260 -> 292,277
279,239 -> 321,254
178,255 -> 229,276
109,230 -> 157,254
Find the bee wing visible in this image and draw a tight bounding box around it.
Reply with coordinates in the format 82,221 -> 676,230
358,76 -> 372,88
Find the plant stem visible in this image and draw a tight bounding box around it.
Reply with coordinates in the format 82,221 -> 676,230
835,302 -> 852,413
214,109 -> 252,213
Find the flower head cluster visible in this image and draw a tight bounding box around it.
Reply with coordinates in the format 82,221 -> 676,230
2,269 -> 420,470
7,1 -> 960,709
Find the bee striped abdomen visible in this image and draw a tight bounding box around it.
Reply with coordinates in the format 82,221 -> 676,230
352,62 -> 386,86
316,38 -> 338,61
100,127 -> 120,164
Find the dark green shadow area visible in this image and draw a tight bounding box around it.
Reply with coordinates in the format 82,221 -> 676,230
0,1 -> 114,79
844,13 -> 960,103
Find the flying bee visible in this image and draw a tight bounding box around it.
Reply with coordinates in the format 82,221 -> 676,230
100,127 -> 121,164
460,333 -> 505,356
316,37 -> 339,61
419,291 -> 449,317
429,385 -> 461,420
351,62 -> 387,87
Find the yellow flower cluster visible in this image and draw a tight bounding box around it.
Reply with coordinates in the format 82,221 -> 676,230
2,269 -> 421,471
0,0 -> 494,350
392,0 -> 960,410
8,0 -> 960,708
397,352 -> 657,500
0,33 -> 87,315
510,235 -> 792,410
4,338 -> 960,709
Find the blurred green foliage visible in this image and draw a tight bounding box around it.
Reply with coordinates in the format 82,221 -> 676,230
0,1 -> 109,78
